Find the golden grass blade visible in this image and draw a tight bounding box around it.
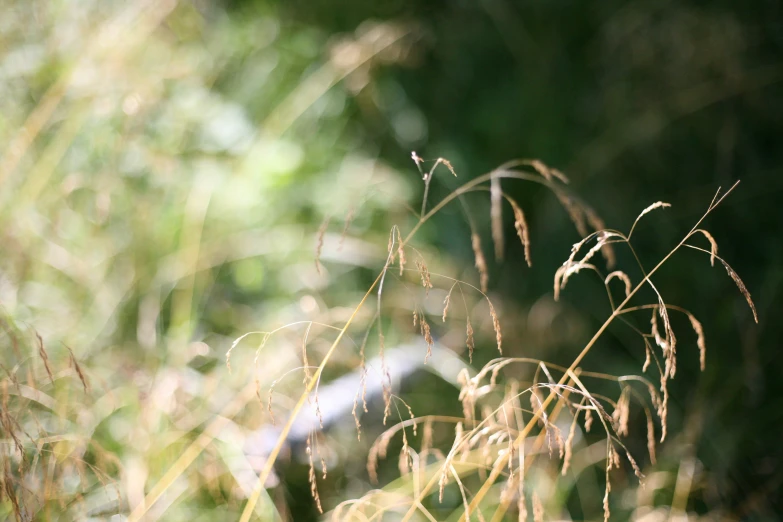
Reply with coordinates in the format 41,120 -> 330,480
628,201 -> 671,239
605,271 -> 632,298
720,259 -> 759,323
508,198 -> 531,267
690,229 -> 718,266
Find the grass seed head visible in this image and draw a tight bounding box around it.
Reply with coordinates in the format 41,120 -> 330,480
420,314 -> 434,363
692,229 -> 718,267
720,258 -> 758,323
533,491 -> 544,522
466,318 -> 475,363
416,258 -> 433,294
488,300 -> 502,355
35,333 -> 53,384
471,233 -> 489,293
509,198 -> 531,267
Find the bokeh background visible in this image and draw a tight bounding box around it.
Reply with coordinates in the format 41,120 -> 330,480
1,0 -> 781,520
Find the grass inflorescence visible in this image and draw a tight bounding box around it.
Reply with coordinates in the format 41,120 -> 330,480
230,155 -> 756,521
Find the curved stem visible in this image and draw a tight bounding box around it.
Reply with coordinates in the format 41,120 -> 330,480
403,182 -> 739,521
238,270 -> 384,521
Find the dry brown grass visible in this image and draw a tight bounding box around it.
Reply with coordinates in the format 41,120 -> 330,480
1,316 -> 117,521
227,156 -> 756,522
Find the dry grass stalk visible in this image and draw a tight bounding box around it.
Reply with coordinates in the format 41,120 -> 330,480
411,151 -> 423,171
585,207 -> 616,267
659,373 -> 669,442
302,323 -> 313,385
720,258 -> 758,323
517,447 -> 527,522
465,318 -> 475,363
306,433 -> 324,514
491,176 -> 504,260
35,333 -> 53,384
237,164 -> 754,522
691,229 -> 718,266
1,392 -> 23,457
529,391 -> 551,454
420,314 -> 434,363
561,409 -> 579,475
388,226 -> 395,253
612,389 -> 630,437
529,159 -> 569,184
500,401 -> 515,479
226,331 -> 267,374
415,153 -> 457,216
367,427 -> 397,484
651,298 -> 677,379
457,369 -> 477,423
266,385 -> 276,426
584,408 -> 593,433
443,285 -> 454,322
397,227 -> 406,276
416,259 -> 433,294
532,491 -> 544,522
556,192 -> 589,237
527,162 -> 612,257
624,446 -> 643,480
509,198 -> 531,267
314,395 -> 324,429
4,461 -> 21,522
421,418 -> 434,454
685,311 -> 707,371
398,430 -> 411,476
554,424 -> 565,460
605,271 -> 632,298
441,158 -> 457,177
438,422 -> 465,501
471,233 -> 489,293
629,201 -> 671,238
353,329 -> 370,440
315,215 -> 330,275
642,340 -> 652,373
683,242 -> 757,323
645,408 -> 657,465
555,231 -> 623,300
450,465 -> 472,521
351,383 -> 364,440
379,332 -> 392,425
487,300 -> 502,355
66,345 -> 89,393
603,446 -> 614,522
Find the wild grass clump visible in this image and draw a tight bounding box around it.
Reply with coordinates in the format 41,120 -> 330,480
232,156 -> 756,521
0,312 -> 118,521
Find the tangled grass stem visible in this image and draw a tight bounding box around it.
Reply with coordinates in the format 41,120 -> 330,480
400,181 -> 741,522
239,166 -> 554,520
240,167 -> 739,521
239,270 -> 385,521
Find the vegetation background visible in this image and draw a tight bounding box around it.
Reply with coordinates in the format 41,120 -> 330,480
0,0 -> 781,520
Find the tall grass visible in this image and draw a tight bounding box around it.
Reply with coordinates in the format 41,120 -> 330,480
230,158 -> 756,521
0,3 -> 762,521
